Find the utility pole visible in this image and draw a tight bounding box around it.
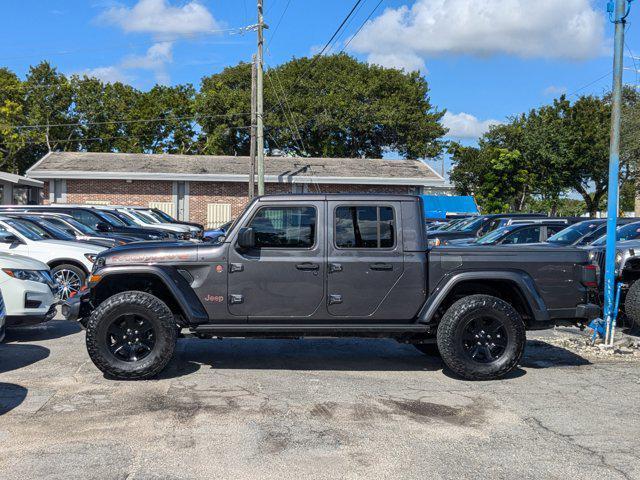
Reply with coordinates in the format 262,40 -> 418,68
249,54 -> 257,199
603,0 -> 632,346
256,0 -> 266,195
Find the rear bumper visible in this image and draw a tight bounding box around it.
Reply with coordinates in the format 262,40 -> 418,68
575,303 -> 601,321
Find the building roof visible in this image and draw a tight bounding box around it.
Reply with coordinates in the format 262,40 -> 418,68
27,151 -> 444,186
0,171 -> 43,188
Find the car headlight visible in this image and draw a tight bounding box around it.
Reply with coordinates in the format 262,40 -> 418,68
2,269 -> 50,283
588,251 -> 596,262
615,252 -> 623,265
84,254 -> 97,263
428,238 -> 442,247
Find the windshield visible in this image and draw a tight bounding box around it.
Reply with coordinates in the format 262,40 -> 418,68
126,210 -> 156,225
3,219 -> 48,241
459,216 -> 489,232
150,209 -> 174,222
63,218 -> 96,235
98,211 -> 127,227
35,219 -> 75,240
591,222 -> 640,246
547,221 -> 603,245
475,226 -> 512,244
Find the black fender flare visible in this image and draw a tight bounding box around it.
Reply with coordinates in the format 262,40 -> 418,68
418,270 -> 549,324
91,265 -> 209,325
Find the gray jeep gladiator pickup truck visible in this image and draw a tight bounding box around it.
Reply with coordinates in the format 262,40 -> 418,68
64,194 -> 599,381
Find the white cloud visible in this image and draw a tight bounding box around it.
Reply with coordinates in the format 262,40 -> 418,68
349,0 -> 606,71
100,0 -> 220,38
79,66 -> 131,84
543,85 -> 568,96
121,41 -> 173,83
443,112 -> 502,139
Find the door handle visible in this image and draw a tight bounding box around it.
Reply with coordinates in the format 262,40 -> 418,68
370,263 -> 393,271
229,294 -> 244,304
329,294 -> 342,305
230,263 -> 244,273
329,263 -> 342,273
296,262 -> 319,271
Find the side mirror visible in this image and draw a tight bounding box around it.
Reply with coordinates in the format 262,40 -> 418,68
95,222 -> 111,232
0,234 -> 20,244
237,227 -> 255,249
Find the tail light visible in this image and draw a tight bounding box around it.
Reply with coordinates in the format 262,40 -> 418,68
581,264 -> 599,288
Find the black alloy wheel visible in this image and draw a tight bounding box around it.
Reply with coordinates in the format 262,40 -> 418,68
106,313 -> 156,362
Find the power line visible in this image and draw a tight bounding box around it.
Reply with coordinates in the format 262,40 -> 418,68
568,71 -> 612,97
267,0 -> 292,48
341,0 -> 385,53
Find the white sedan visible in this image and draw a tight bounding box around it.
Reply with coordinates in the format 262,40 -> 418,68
0,216 -> 105,299
0,252 -> 59,327
0,289 -> 5,341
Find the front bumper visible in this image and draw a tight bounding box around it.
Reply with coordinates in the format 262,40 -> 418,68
6,304 -> 57,327
61,289 -> 93,325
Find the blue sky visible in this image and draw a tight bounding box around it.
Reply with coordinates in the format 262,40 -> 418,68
0,0 -> 638,153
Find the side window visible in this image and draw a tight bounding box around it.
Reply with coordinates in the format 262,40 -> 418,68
502,226 -> 541,244
335,206 -> 395,249
249,206 -> 316,248
546,225 -> 565,236
0,226 -> 13,241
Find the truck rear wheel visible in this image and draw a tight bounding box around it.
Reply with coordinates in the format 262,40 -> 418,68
437,294 -> 525,380
624,280 -> 640,330
85,291 -> 177,380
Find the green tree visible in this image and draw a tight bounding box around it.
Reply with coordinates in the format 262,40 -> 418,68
196,54 -> 446,158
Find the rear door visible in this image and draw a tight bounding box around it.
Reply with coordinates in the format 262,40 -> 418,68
326,201 -> 404,318
227,201 -> 326,320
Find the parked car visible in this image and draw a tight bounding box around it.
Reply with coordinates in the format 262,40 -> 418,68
428,213 -> 558,246
21,212 -> 143,246
99,207 -> 193,239
0,253 -> 59,327
0,206 -> 174,241
450,221 -> 568,246
586,239 -> 640,329
2,214 -> 117,248
0,289 -> 5,342
546,218 -> 639,247
130,207 -> 203,238
0,216 -> 104,299
588,221 -> 640,247
64,194 -> 599,381
203,220 -> 233,242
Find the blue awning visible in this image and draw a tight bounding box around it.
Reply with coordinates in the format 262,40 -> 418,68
420,195 -> 479,219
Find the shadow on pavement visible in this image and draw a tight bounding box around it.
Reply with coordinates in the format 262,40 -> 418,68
5,320 -> 81,343
521,339 -> 591,368
158,338 -> 444,379
0,344 -> 50,374
0,383 -> 28,415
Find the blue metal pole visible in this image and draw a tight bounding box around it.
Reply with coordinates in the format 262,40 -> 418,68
603,0 -> 627,342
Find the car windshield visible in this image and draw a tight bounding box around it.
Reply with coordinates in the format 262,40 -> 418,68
3,219 -> 48,241
547,221 -> 603,245
63,217 -> 96,235
126,210 -> 156,225
591,222 -> 640,245
459,216 -> 489,232
35,219 -> 76,240
98,211 -> 127,227
443,217 -> 475,231
150,209 -> 174,222
475,226 -> 513,244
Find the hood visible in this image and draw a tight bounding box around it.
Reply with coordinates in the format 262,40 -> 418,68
101,241 -> 199,266
0,252 -> 49,270
33,239 -> 105,254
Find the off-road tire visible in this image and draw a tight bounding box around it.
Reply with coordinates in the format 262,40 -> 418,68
437,294 -> 526,380
413,343 -> 440,356
85,291 -> 177,380
624,280 -> 640,330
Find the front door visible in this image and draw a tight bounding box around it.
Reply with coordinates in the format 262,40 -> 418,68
227,201 -> 325,320
326,201 -> 404,318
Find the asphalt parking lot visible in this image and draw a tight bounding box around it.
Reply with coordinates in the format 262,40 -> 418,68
1,320 -> 639,480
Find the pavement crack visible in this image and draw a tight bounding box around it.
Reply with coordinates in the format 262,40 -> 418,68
526,416 -> 633,480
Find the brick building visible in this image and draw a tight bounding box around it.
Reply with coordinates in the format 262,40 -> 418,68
26,151 -> 449,228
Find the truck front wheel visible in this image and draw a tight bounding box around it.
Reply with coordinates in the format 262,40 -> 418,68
85,291 -> 177,380
437,294 -> 525,380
